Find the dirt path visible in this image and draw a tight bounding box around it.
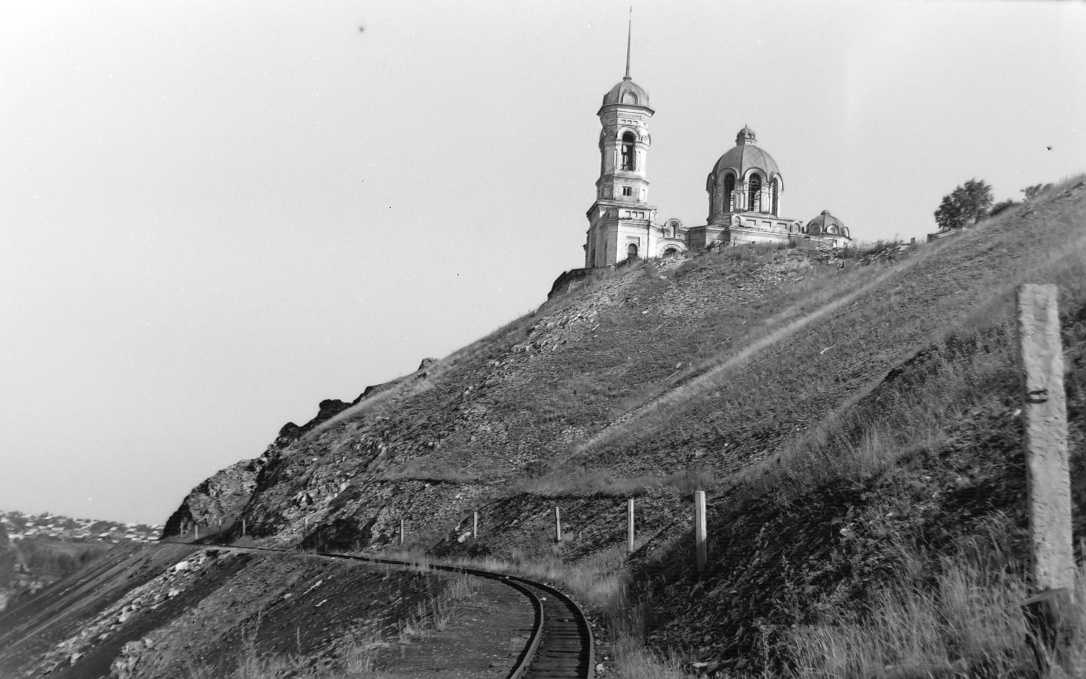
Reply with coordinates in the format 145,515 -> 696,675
565,260 -> 912,461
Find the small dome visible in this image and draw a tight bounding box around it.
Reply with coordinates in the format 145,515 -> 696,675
805,210 -> 851,238
601,77 -> 652,110
736,125 -> 757,145
711,126 -> 780,180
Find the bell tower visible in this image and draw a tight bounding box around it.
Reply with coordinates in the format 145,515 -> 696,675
584,11 -> 657,268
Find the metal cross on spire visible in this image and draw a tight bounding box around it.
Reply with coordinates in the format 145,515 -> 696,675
624,7 -> 633,80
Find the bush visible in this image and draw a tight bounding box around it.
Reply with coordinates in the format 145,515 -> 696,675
989,199 -> 1018,217
934,178 -> 993,230
1022,183 -> 1053,201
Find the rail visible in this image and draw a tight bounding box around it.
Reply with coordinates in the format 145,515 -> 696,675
163,542 -> 593,678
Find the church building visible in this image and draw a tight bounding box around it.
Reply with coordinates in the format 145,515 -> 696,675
582,21 -> 853,269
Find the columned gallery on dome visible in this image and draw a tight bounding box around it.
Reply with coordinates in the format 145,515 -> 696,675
582,27 -> 853,268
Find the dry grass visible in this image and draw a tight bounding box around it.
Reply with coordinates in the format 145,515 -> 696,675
736,321 -> 1017,506
510,466 -> 716,499
733,220 -> 1086,511
382,545 -> 697,677
610,640 -> 692,679
564,258 -> 913,464
183,568 -> 478,679
378,458 -> 481,484
784,544 -> 1086,678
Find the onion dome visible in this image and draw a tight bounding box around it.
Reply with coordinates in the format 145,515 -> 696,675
805,210 -> 851,238
711,126 -> 781,180
601,77 -> 651,110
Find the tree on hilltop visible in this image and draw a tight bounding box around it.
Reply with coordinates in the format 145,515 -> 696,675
934,178 -> 993,231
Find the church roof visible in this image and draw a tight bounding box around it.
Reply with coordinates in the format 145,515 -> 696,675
711,126 -> 781,180
601,11 -> 652,111
805,210 -> 851,237
601,77 -> 652,110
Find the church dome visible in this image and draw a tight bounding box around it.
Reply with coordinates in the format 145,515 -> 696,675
805,210 -> 851,238
601,77 -> 652,110
711,126 -> 780,179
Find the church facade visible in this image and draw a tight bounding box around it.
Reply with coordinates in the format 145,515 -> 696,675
583,33 -> 852,268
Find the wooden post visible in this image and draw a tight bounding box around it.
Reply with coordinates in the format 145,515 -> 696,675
554,506 -> 562,543
694,490 -> 707,575
304,516 -> 309,533
1018,284 -> 1074,594
1018,284 -> 1074,668
241,518 -> 247,537
627,498 -> 635,554
399,518 -> 405,546
193,524 -> 199,540
472,511 -> 479,540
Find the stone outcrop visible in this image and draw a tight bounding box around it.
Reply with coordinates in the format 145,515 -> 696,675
162,458 -> 262,538
162,367 -> 424,538
0,524 -> 13,610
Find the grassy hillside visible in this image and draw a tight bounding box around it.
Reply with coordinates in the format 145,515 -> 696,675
169,177 -> 1086,675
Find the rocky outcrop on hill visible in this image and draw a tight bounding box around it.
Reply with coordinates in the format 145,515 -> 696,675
162,458 -> 263,538
0,524 -> 13,611
163,365 -> 430,539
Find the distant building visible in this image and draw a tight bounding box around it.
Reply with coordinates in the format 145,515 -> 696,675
582,21 -> 852,268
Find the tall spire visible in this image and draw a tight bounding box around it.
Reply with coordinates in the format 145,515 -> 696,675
624,7 -> 632,80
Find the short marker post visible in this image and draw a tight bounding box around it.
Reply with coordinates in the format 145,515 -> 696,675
627,498 -> 635,554
472,511 -> 479,540
554,506 -> 562,543
1017,284 -> 1075,664
241,518 -> 247,537
399,518 -> 405,546
694,490 -> 707,575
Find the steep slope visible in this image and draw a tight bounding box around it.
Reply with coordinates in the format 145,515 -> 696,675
170,178 -> 1086,673
0,544 -> 497,678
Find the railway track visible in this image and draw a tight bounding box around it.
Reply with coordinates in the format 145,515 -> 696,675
167,542 -> 594,678
508,576 -> 593,679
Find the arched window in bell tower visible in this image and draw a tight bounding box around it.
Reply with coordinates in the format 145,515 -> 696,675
723,172 -> 736,211
748,173 -> 763,212
621,132 -> 637,171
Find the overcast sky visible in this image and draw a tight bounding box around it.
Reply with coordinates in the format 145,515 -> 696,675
2,1 -> 1084,524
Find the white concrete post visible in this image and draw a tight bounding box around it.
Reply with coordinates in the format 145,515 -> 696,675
554,506 -> 562,543
304,516 -> 309,532
194,525 -> 199,540
1017,284 -> 1074,594
472,511 -> 479,540
694,490 -> 707,575
627,498 -> 635,554
399,518 -> 405,546
241,518 -> 247,537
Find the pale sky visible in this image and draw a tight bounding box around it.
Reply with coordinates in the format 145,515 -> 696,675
2,1 -> 1084,524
